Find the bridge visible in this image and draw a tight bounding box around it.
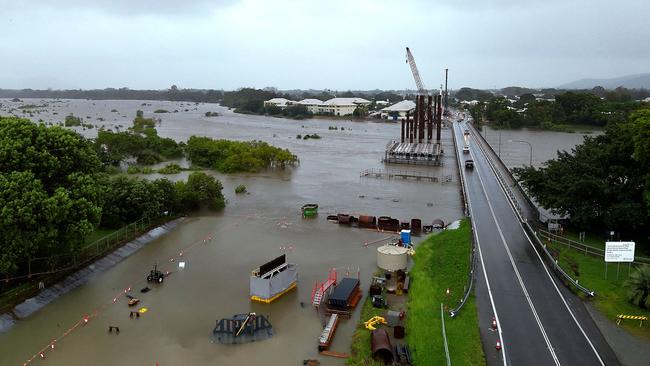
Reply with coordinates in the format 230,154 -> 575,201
452,117 -> 620,365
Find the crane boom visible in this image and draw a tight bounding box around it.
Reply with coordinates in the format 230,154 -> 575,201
405,47 -> 427,95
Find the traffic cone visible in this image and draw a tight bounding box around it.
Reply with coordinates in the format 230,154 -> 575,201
496,340 -> 502,351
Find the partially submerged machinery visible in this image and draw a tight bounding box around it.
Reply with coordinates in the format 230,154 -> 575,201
250,254 -> 298,303
212,312 -> 274,344
146,263 -> 165,284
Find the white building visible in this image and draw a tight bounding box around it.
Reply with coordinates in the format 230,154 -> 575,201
381,100 -> 416,121
319,97 -> 371,116
297,99 -> 324,114
263,98 -> 296,109
375,100 -> 390,107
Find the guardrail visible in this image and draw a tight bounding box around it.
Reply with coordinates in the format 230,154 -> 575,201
451,125 -> 469,217
450,232 -> 476,317
448,124 -> 475,317
537,228 -> 650,265
469,123 -> 538,220
525,222 -> 595,296
468,123 -> 596,297
441,303 -> 452,366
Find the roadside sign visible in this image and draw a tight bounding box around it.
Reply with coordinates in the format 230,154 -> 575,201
548,222 -> 559,232
605,241 -> 635,262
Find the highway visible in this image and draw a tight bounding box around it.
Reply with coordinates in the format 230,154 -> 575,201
452,120 -> 620,365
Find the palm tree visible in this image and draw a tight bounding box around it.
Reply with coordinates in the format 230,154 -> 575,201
626,265 -> 650,309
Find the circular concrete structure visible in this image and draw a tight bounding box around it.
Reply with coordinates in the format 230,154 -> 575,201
377,245 -> 408,271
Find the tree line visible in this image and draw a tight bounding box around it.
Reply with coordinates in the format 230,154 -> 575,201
468,91 -> 648,130
186,136 -> 298,173
0,113 -> 298,276
0,86 -> 224,103
513,109 -> 650,243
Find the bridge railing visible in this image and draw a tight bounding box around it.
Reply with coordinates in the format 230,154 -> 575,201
469,123 -> 538,221
524,222 -> 595,297
468,122 -> 596,297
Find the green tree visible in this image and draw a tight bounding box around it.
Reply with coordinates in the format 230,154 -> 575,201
0,117 -> 104,273
516,93 -> 536,108
625,265 -> 650,309
514,109 -> 650,238
176,172 -> 225,210
101,176 -> 163,228
186,136 -> 297,173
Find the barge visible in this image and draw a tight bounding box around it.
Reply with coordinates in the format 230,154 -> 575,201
326,278 -> 362,316
250,254 -> 298,303
318,313 -> 340,351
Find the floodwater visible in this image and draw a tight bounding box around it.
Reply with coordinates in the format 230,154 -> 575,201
478,125 -> 602,169
0,99 -> 463,365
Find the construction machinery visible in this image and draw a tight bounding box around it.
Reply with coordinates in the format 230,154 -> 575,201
405,47 -> 427,95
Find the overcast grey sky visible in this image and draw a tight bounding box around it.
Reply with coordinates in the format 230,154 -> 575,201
1,0 -> 648,90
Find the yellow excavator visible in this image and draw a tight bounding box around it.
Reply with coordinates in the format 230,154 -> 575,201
364,316 -> 387,330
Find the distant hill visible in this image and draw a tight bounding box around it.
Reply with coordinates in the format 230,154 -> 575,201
559,73 -> 650,89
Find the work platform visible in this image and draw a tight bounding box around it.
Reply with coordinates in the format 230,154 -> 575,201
383,140 -> 443,166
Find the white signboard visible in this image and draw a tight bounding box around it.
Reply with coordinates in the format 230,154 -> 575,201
605,241 -> 635,263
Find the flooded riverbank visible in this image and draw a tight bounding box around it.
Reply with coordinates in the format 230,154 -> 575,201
0,99 -> 463,365
0,99 -> 606,365
478,125 -> 602,168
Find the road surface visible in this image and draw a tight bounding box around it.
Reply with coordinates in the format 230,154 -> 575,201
453,120 -> 619,365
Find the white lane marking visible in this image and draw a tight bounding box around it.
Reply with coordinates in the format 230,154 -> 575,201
471,130 -> 606,365
457,124 -> 508,366
469,132 -> 561,366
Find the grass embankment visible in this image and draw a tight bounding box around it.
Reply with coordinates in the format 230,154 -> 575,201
347,293 -> 384,366
407,219 -> 485,365
547,238 -> 650,340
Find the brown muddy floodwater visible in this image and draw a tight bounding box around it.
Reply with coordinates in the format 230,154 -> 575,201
478,125 -> 602,169
0,99 -> 463,365
0,99 -> 600,365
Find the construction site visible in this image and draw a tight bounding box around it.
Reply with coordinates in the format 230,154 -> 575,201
384,47 -> 450,167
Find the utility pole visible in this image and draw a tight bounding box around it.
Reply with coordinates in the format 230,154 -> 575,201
444,68 -> 449,110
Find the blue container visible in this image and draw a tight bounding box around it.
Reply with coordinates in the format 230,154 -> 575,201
400,230 -> 411,245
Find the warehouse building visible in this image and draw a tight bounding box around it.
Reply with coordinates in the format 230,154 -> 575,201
319,97 -> 371,116
263,98 -> 296,109
297,99 -> 324,114
380,100 -> 416,121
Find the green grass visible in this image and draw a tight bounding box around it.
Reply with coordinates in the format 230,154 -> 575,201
548,240 -> 650,340
406,219 -> 485,365
347,294 -> 384,366
560,228 -> 650,257
560,228 -> 607,250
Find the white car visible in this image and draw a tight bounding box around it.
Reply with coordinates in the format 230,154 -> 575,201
462,145 -> 470,154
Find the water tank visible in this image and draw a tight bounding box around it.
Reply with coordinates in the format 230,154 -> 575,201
377,245 -> 408,271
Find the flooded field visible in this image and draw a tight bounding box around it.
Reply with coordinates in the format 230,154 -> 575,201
0,99 -> 462,365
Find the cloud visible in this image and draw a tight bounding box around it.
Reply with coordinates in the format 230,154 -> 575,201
0,0 -> 647,89
2,0 -> 237,17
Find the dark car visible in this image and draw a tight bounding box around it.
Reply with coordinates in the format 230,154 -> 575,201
465,159 -> 474,169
